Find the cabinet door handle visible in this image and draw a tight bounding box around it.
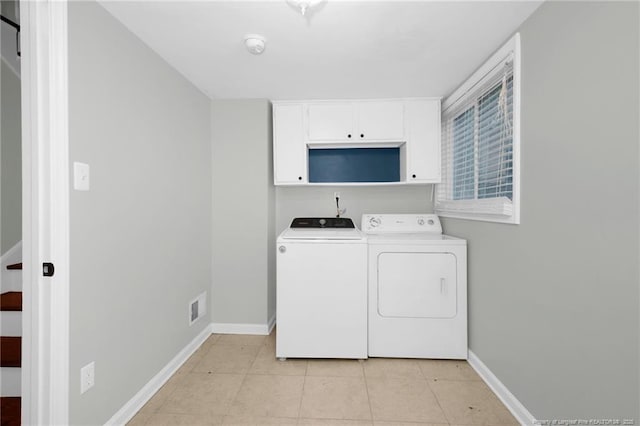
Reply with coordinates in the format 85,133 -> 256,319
412,174 -> 416,178
298,176 -> 302,180
347,134 -> 352,138
360,134 -> 364,138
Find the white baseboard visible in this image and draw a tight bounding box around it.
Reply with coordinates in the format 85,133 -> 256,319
212,318 -> 274,335
468,350 -> 537,426
105,324 -> 213,426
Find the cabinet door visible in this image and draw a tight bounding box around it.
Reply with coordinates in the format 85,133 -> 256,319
405,100 -> 441,183
273,104 -> 307,184
307,103 -> 354,141
357,101 -> 404,140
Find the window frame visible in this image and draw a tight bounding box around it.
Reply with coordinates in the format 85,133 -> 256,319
436,33 -> 521,225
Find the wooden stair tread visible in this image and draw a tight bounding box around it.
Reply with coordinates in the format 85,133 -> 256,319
0,292 -> 22,311
0,397 -> 21,426
5,263 -> 22,270
0,337 -> 21,367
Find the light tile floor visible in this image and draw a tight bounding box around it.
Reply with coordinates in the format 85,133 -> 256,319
128,330 -> 518,426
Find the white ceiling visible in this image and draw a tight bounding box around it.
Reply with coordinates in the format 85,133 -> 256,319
100,0 -> 542,100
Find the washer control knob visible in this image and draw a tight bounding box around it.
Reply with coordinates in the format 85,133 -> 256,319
278,246 -> 286,253
319,218 -> 326,226
369,217 -> 381,228
417,218 -> 425,226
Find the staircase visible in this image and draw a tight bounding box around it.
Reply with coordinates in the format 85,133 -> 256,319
1,261 -> 22,426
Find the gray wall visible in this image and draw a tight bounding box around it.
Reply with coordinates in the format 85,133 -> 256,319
68,3 -> 211,424
211,100 -> 275,326
1,59 -> 21,254
276,185 -> 434,234
442,1 -> 639,420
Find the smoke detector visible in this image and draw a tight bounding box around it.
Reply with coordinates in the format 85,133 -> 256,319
244,34 -> 266,55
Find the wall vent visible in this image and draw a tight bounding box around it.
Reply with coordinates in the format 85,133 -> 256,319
189,292 -> 207,325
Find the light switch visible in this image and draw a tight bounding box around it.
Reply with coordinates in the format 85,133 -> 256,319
74,162 -> 90,191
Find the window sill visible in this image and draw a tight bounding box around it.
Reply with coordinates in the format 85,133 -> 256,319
435,197 -> 520,224
436,210 -> 519,225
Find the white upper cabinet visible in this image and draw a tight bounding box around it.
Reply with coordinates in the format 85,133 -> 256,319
307,101 -> 404,142
273,98 -> 441,186
273,104 -> 307,184
356,101 -> 404,141
307,103 -> 354,141
405,100 -> 441,183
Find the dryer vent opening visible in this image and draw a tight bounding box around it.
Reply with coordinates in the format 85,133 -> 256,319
189,292 -> 207,325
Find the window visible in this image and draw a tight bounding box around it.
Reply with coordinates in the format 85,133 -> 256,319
436,34 -> 520,224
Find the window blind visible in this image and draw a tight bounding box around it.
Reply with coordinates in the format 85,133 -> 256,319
437,57 -> 515,219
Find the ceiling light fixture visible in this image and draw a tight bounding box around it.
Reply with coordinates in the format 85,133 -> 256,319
244,34 -> 266,55
287,0 -> 322,16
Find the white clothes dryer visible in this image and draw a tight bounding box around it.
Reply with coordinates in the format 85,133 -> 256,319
362,214 -> 467,359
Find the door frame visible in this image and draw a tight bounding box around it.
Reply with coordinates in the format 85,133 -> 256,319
20,0 -> 70,424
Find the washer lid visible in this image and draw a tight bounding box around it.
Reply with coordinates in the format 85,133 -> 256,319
280,228 -> 365,241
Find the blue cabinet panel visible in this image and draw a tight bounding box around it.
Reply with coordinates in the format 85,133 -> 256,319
308,148 -> 400,183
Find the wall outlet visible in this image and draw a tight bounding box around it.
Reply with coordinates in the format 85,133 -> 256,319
189,291 -> 207,325
80,361 -> 95,394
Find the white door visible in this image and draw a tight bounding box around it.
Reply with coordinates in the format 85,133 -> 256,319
307,103 -> 354,141
273,104 -> 307,184
377,252 -> 456,319
356,101 -> 404,141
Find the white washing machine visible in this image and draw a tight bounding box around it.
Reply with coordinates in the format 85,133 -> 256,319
276,217 -> 368,359
362,214 -> 467,359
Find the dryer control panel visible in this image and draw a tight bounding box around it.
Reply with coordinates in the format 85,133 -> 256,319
361,214 -> 442,234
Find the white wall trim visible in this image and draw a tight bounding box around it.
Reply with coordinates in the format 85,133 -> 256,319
105,324 -> 213,426
212,320 -> 273,335
21,1 -> 71,424
468,350 -> 537,426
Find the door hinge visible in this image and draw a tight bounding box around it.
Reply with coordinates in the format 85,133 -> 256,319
43,262 -> 55,277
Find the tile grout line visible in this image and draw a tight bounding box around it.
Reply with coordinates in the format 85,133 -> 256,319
296,377 -> 307,422
418,358 -> 456,425
425,377 -> 457,425
223,341 -> 261,420
296,360 -> 311,421
360,359 -> 376,423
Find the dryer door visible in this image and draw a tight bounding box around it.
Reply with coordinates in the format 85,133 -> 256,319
377,252 -> 457,319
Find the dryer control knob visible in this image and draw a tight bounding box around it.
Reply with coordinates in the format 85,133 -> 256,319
369,217 -> 381,228
417,218 -> 425,226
